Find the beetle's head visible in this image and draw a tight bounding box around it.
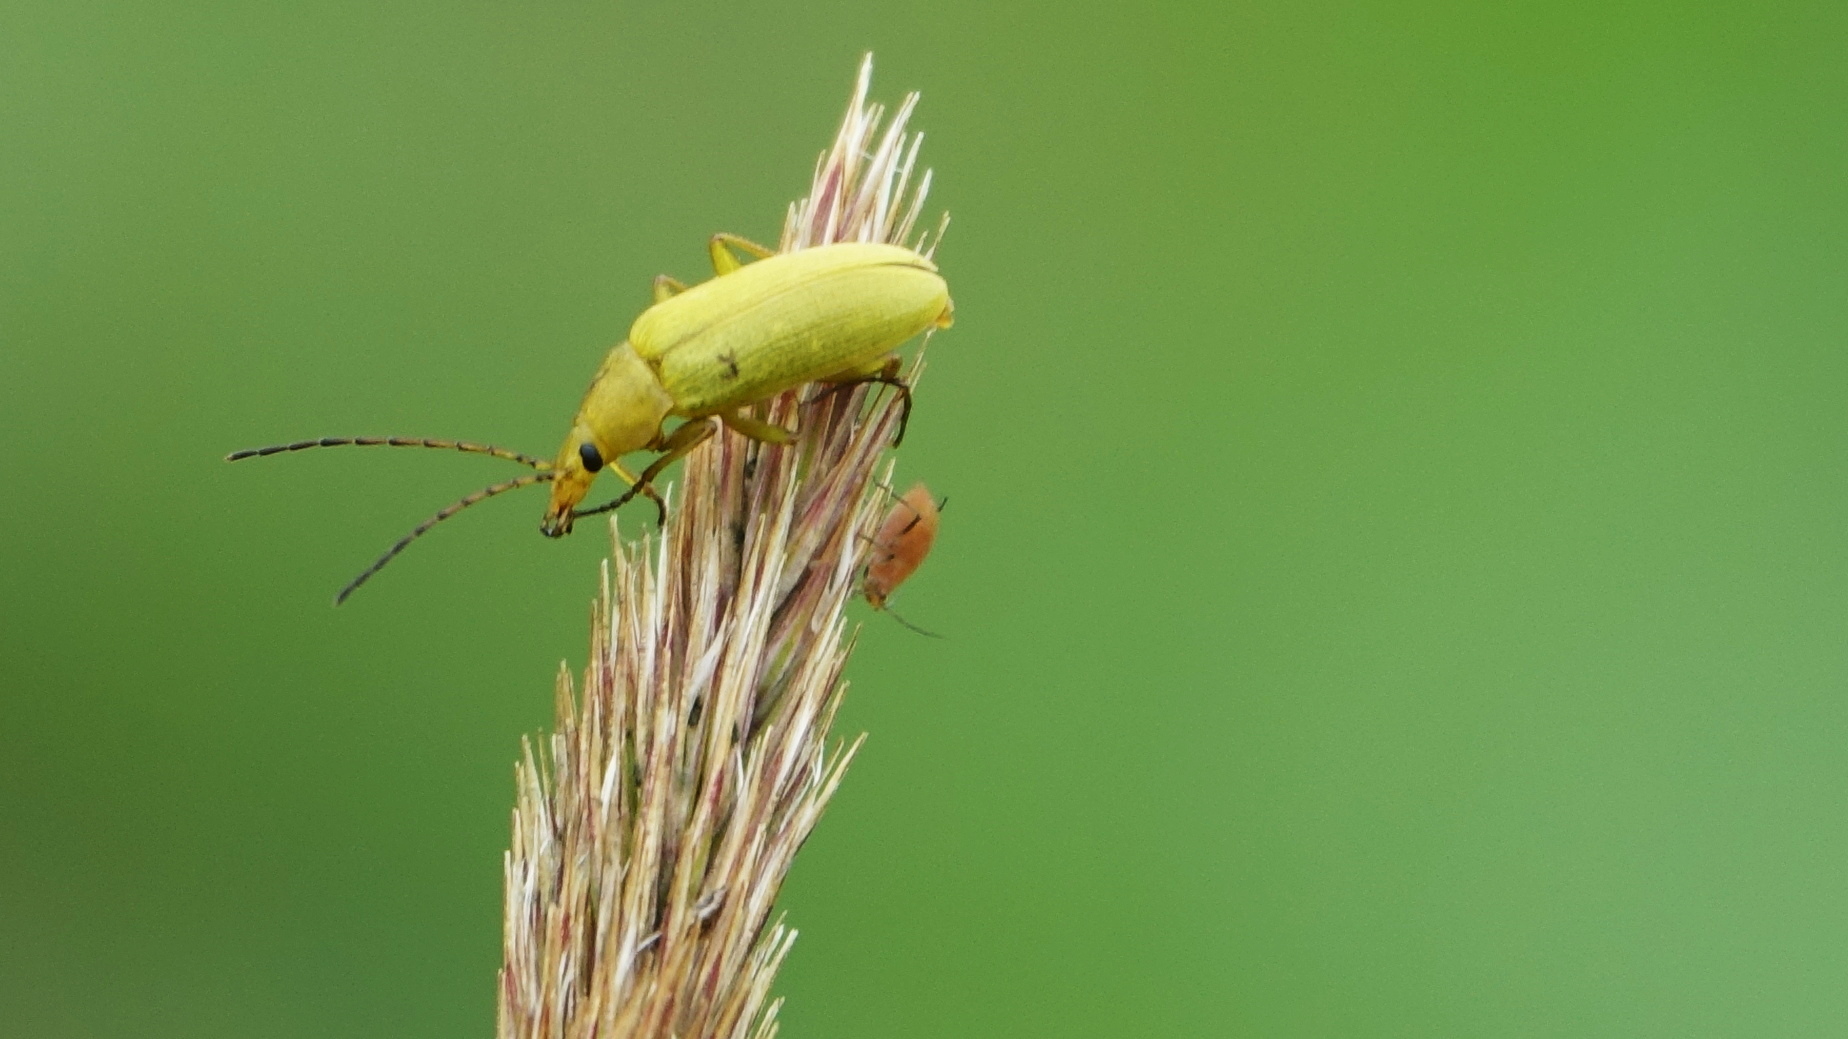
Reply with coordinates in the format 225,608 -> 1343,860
540,342 -> 674,538
540,434 -> 599,537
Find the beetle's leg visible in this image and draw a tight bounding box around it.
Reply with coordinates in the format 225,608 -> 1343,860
607,460 -> 668,527
570,419 -> 718,524
652,274 -> 689,304
861,373 -> 914,445
810,357 -> 914,445
624,419 -> 717,507
708,233 -> 778,276
720,410 -> 796,444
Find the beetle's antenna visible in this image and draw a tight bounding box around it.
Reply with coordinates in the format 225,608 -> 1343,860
336,471 -> 555,605
227,436 -> 550,471
881,606 -> 944,639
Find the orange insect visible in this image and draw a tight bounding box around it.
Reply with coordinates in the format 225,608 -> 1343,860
863,482 -> 944,636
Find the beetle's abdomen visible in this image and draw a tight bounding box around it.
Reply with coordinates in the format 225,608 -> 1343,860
632,243 -> 949,417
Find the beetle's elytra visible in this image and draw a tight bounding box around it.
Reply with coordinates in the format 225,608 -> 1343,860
635,243 -> 948,411
227,233 -> 953,602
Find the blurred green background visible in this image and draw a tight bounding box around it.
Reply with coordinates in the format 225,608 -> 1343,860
4,0 -> 1846,1035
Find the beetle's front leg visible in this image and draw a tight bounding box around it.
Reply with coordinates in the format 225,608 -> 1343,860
607,459 -> 668,527
707,233 -> 777,276
570,418 -> 719,525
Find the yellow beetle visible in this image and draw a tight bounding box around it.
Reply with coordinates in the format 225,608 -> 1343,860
228,232 -> 953,602
544,233 -> 952,536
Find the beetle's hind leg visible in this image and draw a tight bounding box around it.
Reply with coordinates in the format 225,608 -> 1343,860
708,233 -> 778,275
811,356 -> 915,445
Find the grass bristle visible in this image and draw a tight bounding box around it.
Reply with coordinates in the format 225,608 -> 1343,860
497,54 -> 941,1039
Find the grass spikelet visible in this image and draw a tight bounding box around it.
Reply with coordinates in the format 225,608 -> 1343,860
497,54 -> 941,1039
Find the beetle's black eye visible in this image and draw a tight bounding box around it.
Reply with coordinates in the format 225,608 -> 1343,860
578,443 -> 604,472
